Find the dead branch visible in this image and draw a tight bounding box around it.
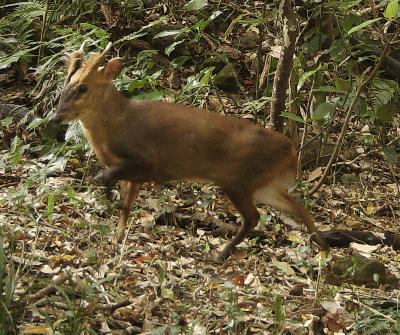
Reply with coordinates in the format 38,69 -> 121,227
17,271 -> 71,307
270,0 -> 298,132
320,230 -> 400,249
99,299 -> 133,313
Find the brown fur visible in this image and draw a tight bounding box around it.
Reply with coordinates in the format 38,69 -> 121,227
55,46 -> 328,260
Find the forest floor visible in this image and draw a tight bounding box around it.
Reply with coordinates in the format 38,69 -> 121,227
1,2 -> 400,335
2,68 -> 400,335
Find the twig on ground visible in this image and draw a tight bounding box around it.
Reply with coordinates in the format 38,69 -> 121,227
17,271 -> 71,307
99,299 -> 133,313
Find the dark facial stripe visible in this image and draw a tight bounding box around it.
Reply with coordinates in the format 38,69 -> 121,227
60,83 -> 77,103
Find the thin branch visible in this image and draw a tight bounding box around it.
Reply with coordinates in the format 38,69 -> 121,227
17,271 -> 71,307
359,0 -> 388,16
346,297 -> 397,324
37,0 -> 49,66
255,0 -> 268,100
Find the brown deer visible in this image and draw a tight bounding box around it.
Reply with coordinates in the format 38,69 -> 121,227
55,42 -> 328,260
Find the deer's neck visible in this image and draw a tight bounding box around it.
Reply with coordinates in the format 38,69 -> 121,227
78,87 -> 131,166
80,87 -> 128,131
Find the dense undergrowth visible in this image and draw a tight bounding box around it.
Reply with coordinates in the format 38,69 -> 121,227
0,0 -> 399,334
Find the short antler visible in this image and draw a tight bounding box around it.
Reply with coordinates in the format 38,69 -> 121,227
102,42 -> 113,56
64,40 -> 87,85
78,40 -> 87,53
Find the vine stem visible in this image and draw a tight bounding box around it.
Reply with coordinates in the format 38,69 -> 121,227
309,31 -> 398,196
255,0 -> 267,100
37,0 -> 49,66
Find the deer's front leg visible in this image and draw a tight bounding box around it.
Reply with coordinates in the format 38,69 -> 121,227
102,159 -> 154,201
102,162 -> 137,201
116,181 -> 140,242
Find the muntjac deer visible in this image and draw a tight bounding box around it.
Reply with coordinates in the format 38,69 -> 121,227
55,42 -> 328,260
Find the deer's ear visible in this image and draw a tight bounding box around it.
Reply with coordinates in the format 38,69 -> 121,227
104,58 -> 123,80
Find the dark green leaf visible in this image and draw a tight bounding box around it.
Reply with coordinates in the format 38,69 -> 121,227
313,102 -> 335,125
133,91 -> 165,100
383,146 -> 398,165
335,79 -> 352,92
27,117 -> 46,130
376,103 -> 398,123
297,66 -> 321,91
172,56 -> 190,69
200,67 -> 214,86
357,98 -> 368,117
1,116 -> 13,128
47,193 -> 55,219
342,13 -> 363,32
128,79 -> 148,92
281,112 -> 305,123
329,39 -> 348,63
340,0 -> 363,10
313,86 -> 346,93
347,18 -> 381,35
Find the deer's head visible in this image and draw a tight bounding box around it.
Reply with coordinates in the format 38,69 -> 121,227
54,42 -> 123,123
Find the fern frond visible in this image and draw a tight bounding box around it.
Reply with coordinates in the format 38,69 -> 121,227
2,1 -> 47,34
370,78 -> 399,111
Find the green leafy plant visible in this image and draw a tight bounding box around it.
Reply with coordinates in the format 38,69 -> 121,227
220,281 -> 246,331
0,228 -> 18,335
354,308 -> 400,335
272,295 -> 285,333
153,11 -> 222,56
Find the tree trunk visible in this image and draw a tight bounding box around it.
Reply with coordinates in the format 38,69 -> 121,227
270,0 -> 298,132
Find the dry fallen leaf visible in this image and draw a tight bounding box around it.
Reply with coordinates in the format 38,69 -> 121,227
21,325 -> 53,335
289,283 -> 306,296
233,274 -> 246,287
138,210 -> 155,225
287,231 -> 306,244
193,324 -> 207,335
133,253 -> 156,264
307,167 -> 323,182
350,242 -> 379,258
49,254 -> 77,266
161,287 -> 175,300
39,264 -> 60,275
322,300 -> 354,332
322,301 -> 343,314
244,273 -> 256,286
325,314 -> 345,332
269,45 -> 283,58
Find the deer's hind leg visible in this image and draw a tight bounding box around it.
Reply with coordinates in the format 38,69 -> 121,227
253,184 -> 329,250
220,188 -> 260,261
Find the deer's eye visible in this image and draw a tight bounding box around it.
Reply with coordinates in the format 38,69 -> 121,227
78,84 -> 88,94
